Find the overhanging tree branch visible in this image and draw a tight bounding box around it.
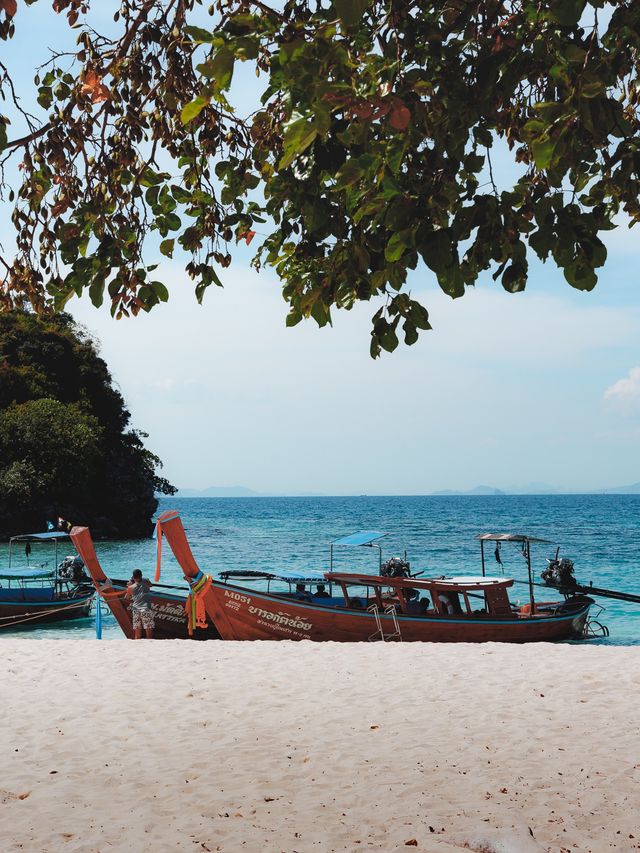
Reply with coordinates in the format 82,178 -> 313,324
0,0 -> 637,356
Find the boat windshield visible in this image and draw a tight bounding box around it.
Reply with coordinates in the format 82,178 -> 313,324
219,569 -> 334,600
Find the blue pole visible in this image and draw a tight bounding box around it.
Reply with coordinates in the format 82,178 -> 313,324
95,594 -> 102,640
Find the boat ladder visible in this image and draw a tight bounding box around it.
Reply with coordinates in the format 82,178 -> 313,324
367,604 -> 403,642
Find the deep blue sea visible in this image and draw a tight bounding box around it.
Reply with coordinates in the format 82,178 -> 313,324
2,494 -> 639,644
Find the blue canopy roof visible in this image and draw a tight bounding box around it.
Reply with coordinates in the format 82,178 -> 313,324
0,569 -> 56,580
332,530 -> 387,547
9,532 -> 70,542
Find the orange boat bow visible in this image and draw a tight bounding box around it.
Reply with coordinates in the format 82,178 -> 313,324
155,510 -> 227,635
70,525 -> 134,639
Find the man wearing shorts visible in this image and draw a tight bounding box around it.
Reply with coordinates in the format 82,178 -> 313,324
126,568 -> 155,639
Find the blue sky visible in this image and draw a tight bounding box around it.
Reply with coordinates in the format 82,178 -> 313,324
2,4 -> 639,494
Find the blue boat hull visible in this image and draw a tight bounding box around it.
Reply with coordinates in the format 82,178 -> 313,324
0,589 -> 93,628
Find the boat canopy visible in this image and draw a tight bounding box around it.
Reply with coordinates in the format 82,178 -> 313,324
476,533 -> 553,544
0,568 -> 56,580
332,530 -> 387,547
9,532 -> 71,542
325,572 -> 514,591
220,569 -> 327,584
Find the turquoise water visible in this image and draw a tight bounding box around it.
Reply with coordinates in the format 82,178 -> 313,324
1,494 -> 639,644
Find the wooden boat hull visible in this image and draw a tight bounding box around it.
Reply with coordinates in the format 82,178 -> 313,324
70,524 -> 220,640
206,582 -> 592,643
104,580 -> 220,641
0,593 -> 93,628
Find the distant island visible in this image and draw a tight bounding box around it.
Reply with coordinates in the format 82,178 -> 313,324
432,482 -> 640,495
601,481 -> 640,495
431,485 -> 506,496
173,482 -> 640,498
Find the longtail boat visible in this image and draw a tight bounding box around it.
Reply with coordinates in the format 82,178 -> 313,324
0,532 -> 94,630
204,571 -> 594,642
70,521 -> 220,640
153,514 -> 597,643
80,511 -> 639,643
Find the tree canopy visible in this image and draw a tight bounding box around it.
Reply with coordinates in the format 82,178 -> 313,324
0,311 -> 175,537
0,1 -> 638,355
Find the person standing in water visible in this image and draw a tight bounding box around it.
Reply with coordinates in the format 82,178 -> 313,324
126,568 -> 155,639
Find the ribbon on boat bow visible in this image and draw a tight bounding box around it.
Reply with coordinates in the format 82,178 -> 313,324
185,572 -> 212,635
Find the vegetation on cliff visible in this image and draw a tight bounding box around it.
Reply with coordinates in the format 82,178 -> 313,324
0,311 -> 175,538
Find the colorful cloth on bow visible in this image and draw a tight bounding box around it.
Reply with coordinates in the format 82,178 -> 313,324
185,573 -> 212,635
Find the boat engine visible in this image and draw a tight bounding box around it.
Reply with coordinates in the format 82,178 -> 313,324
380,556 -> 411,578
58,555 -> 88,584
541,556 -> 578,590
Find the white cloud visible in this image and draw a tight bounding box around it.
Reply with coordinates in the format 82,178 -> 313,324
604,367 -> 640,409
68,263 -> 640,493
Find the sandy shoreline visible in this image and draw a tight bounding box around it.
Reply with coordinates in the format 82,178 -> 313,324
1,641 -> 639,852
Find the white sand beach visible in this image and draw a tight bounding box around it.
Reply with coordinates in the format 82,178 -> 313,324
1,641 -> 639,853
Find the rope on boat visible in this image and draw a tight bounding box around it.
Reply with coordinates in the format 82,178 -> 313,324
0,596 -> 95,629
94,586 -> 128,599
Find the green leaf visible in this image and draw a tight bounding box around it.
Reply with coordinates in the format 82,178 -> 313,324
380,327 -> 398,352
529,227 -> 553,261
385,229 -> 412,263
37,87 -> 53,110
209,48 -> 235,93
436,268 -> 465,299
285,308 -> 302,327
565,45 -> 587,63
88,278 -> 104,308
279,117 -> 318,169
160,239 -> 175,258
171,185 -> 192,204
587,236 -> 607,268
140,168 -> 169,188
417,229 -> 453,274
184,26 -> 217,44
164,213 -> 181,232
548,0 -> 586,26
181,95 -> 209,125
530,137 -> 556,171
564,260 -> 597,291
310,299 -> 330,327
159,185 -> 177,213
581,80 -> 605,99
195,266 -> 223,304
408,301 -> 431,330
403,323 -> 419,346
335,159 -> 363,189
334,0 -> 371,27
501,262 -> 527,293
151,281 -> 169,302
